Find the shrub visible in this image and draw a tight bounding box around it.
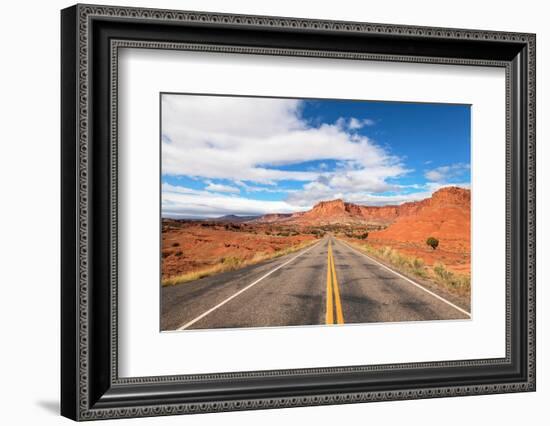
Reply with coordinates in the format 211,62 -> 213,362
411,258 -> 426,276
426,237 -> 439,250
382,246 -> 394,258
412,257 -> 424,269
433,262 -> 470,293
392,251 -> 410,268
433,262 -> 452,280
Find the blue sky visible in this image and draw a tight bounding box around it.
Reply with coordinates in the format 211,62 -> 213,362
161,94 -> 470,218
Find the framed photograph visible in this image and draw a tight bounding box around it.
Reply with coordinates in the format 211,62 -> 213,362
61,4 -> 536,421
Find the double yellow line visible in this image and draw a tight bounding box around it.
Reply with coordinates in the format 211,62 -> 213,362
326,240 -> 344,325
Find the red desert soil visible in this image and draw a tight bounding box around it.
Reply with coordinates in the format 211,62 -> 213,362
161,222 -> 316,280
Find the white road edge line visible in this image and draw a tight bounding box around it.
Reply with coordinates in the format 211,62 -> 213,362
176,240 -> 322,330
339,240 -> 471,318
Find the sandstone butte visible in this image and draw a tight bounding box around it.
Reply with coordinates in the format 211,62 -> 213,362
251,186 -> 470,251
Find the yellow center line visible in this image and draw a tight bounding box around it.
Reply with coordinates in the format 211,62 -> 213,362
326,239 -> 345,325
330,242 -> 345,324
326,240 -> 334,324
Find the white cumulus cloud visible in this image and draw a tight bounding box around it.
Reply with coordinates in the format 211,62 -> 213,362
162,183 -> 300,218
161,94 -> 402,187
425,163 -> 470,182
204,181 -> 240,194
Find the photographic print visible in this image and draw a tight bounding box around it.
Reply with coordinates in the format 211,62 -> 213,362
61,7 -> 536,417
160,94 -> 472,331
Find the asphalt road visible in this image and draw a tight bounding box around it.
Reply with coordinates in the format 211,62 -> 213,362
161,236 -> 470,331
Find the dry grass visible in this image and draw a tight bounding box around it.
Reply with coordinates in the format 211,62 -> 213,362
162,239 -> 317,287
363,244 -> 429,279
346,241 -> 470,297
432,262 -> 471,295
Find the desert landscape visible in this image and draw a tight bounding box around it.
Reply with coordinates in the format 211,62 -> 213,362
162,186 -> 470,302
160,94 -> 471,329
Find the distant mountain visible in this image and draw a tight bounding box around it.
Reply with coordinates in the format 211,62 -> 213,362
249,213 -> 293,223
214,214 -> 260,223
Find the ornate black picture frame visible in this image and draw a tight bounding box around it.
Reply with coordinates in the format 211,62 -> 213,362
61,4 -> 536,421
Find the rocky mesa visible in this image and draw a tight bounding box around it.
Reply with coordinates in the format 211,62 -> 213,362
369,186 -> 470,252
252,186 -> 470,230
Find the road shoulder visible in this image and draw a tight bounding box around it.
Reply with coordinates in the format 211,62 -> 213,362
337,238 -> 471,314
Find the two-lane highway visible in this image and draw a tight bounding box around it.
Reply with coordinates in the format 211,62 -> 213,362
161,236 -> 470,331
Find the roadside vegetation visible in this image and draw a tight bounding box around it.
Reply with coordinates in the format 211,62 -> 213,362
345,241 -> 470,298
162,239 -> 318,287
432,262 -> 470,295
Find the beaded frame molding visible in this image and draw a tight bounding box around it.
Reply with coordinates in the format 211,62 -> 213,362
61,4 -> 536,421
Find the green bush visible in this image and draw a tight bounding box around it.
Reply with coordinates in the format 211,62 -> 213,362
426,237 -> 439,250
